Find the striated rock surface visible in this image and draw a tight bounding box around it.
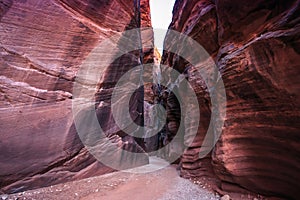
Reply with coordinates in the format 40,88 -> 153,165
161,0 -> 300,199
140,0 -> 156,104
0,0 -> 152,194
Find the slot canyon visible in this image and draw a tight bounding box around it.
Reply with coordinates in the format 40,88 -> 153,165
0,0 -> 299,199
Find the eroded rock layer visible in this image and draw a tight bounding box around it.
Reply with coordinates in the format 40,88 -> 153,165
0,0 -> 152,193
161,0 -> 300,199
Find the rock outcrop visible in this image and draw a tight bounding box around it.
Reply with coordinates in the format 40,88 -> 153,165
161,0 -> 300,199
0,0 -> 152,193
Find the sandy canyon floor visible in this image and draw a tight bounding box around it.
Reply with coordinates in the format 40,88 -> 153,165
3,157 -> 264,200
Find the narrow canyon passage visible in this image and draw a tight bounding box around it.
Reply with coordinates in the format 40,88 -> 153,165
0,0 -> 299,200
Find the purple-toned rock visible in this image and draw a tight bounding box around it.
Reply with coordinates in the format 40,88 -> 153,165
0,0 -> 152,194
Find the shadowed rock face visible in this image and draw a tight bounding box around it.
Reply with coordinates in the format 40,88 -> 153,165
0,0 -> 152,194
161,0 -> 300,199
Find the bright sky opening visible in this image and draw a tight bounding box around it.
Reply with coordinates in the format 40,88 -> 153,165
150,0 -> 176,55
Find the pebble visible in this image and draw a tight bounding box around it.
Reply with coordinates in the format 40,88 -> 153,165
221,194 -> 230,200
1,195 -> 8,200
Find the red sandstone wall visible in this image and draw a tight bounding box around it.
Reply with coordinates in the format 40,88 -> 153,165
0,0 -> 151,193
162,0 -> 300,199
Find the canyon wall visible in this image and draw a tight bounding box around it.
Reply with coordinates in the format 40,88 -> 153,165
161,0 -> 300,199
0,0 -> 151,193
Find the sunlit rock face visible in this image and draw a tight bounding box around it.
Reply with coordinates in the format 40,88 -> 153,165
0,0 -> 152,193
161,0 -> 300,199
